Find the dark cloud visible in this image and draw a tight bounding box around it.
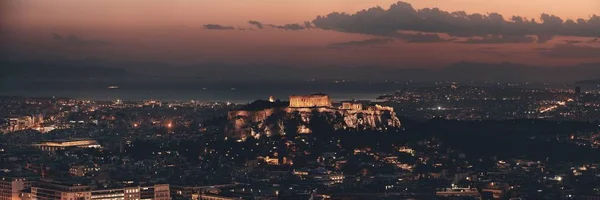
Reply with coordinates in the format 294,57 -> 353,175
539,44 -> 600,58
532,47 -> 550,51
51,33 -> 110,45
463,47 -> 515,57
303,21 -> 313,29
564,40 -> 584,45
267,23 -> 306,31
458,35 -> 536,44
536,35 -> 554,44
0,30 -> 10,36
480,47 -> 502,50
203,24 -> 235,30
328,38 -> 393,48
311,1 -> 600,40
468,46 -> 513,55
248,21 -> 309,31
248,20 -> 264,29
52,33 -> 63,40
394,32 -> 454,43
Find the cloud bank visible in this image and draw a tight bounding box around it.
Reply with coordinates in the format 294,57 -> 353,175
266,23 -> 307,31
394,32 -> 453,43
328,38 -> 394,48
311,1 -> 600,41
203,24 -> 235,30
458,35 -> 536,44
248,20 -> 264,29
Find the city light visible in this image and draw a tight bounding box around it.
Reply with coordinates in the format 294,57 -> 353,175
3,0 -> 599,199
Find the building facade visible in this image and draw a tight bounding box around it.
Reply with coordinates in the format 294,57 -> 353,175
33,139 -> 101,152
31,180 -> 91,200
341,102 -> 363,111
30,179 -> 169,200
226,94 -> 401,139
289,94 -> 331,108
140,184 -> 170,200
0,178 -> 30,200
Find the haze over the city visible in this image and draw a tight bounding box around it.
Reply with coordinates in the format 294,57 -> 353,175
1,0 -> 599,81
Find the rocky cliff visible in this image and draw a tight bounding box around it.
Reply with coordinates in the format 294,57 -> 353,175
225,102 -> 401,139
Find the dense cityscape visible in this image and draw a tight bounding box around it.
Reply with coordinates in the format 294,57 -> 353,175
1,83 -> 599,200
2,0 -> 600,199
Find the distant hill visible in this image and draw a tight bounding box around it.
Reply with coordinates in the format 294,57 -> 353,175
576,79 -> 600,84
3,59 -> 599,82
169,61 -> 600,82
240,100 -> 289,111
437,61 -> 600,82
0,61 -> 132,79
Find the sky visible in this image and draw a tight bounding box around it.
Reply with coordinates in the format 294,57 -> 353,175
1,0 -> 599,73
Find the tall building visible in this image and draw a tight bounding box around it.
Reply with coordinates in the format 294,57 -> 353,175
575,86 -> 581,95
30,179 -> 170,200
0,177 -> 30,200
31,179 -> 91,200
140,184 -> 170,200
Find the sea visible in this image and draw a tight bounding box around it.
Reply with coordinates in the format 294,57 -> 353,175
0,79 -> 403,103
2,79 -> 596,103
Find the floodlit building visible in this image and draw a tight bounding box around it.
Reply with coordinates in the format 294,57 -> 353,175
140,184 -> 170,200
193,193 -> 239,200
69,165 -> 101,177
30,179 -> 170,200
436,187 -> 481,199
289,94 -> 332,108
0,177 -> 30,200
341,102 -> 363,110
31,179 -> 91,200
33,139 -> 101,151
226,94 -> 401,139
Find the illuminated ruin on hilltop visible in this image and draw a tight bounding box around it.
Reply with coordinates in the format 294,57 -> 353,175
225,94 -> 401,139
289,94 -> 332,108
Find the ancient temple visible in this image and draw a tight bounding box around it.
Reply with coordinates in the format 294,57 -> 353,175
225,94 -> 401,139
289,94 -> 332,108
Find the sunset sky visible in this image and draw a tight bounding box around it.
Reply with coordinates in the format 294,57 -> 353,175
1,0 -> 599,69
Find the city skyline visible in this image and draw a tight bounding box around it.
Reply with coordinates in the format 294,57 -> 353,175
2,2 -> 600,200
